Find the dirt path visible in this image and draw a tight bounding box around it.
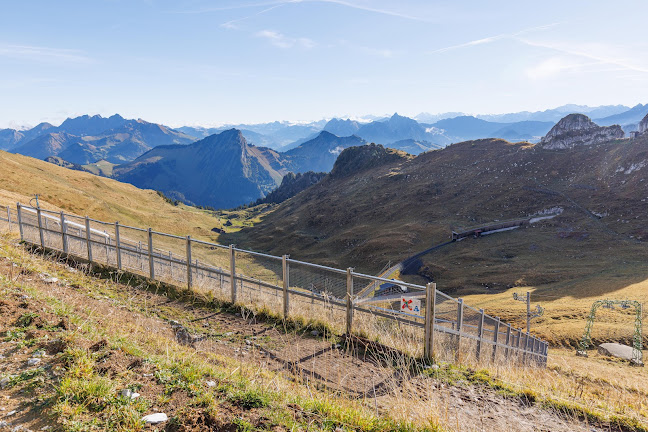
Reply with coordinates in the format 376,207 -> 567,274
0,252 -> 620,432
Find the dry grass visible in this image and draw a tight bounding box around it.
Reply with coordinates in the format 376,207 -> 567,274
0,150 -> 269,241
4,220 -> 648,430
431,227 -> 648,347
227,137 -> 648,348
488,348 -> 648,428
0,232 -> 438,432
3,223 -> 648,431
2,146 -> 648,429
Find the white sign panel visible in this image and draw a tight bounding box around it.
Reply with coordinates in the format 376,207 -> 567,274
401,297 -> 421,315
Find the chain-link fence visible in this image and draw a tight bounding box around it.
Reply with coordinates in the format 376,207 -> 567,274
0,205 -> 17,233
9,202 -> 548,366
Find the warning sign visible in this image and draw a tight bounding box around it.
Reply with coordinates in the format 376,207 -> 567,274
401,297 -> 421,315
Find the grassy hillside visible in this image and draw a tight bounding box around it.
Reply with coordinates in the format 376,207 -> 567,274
1,233 -> 646,431
0,234 -> 434,432
2,137 -> 647,349
228,137 -> 648,345
0,150 -> 228,241
83,159 -> 117,176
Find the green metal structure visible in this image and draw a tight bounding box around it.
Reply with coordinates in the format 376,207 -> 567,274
576,299 -> 644,366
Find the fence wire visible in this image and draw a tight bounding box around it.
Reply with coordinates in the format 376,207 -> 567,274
7,203 -> 548,366
287,259 -> 347,301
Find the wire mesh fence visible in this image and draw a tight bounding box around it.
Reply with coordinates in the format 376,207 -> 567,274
7,202 -> 549,367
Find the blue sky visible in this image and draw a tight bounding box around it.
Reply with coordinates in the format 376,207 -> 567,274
1,0 -> 647,128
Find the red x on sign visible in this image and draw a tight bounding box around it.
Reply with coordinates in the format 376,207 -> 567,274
402,298 -> 413,311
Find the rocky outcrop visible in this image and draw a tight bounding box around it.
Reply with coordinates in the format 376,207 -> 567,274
639,113 -> 648,134
255,171 -> 327,205
538,114 -> 624,150
330,143 -> 409,178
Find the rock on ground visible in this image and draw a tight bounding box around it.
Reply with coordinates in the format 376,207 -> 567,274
598,343 -> 634,361
142,413 -> 168,424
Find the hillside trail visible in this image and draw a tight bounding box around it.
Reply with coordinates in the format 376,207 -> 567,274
0,251 -> 614,432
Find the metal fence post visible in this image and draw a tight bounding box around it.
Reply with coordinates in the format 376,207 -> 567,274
424,282 -> 436,362
543,342 -> 549,366
523,332 -> 530,365
282,255 -> 290,319
85,216 -> 93,263
476,309 -> 485,361
115,222 -> 122,270
36,208 -> 45,248
229,244 -> 237,304
60,212 -> 68,254
515,329 -> 522,362
455,298 -> 464,363
7,207 -> 11,230
504,323 -> 512,360
346,268 -> 354,335
492,317 -> 500,363
16,203 -> 24,241
186,236 -> 192,289
147,228 -> 155,279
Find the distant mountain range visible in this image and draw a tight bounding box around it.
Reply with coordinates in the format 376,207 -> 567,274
595,104 -> 648,129
477,104 -> 632,123
429,116 -> 556,143
109,126 -> 467,209
2,114 -> 195,164
322,118 -> 361,137
178,120 -> 326,150
414,104 -> 633,124
5,103 -> 648,209
356,113 -> 449,145
178,106 -> 636,151
6,103 -> 647,163
0,122 -> 56,151
112,130 -> 378,208
283,132 -> 367,173
57,114 -> 128,136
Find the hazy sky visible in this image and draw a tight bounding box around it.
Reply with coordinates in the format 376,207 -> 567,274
1,0 -> 647,128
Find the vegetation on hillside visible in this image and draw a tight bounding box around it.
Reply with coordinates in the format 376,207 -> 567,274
0,234 -> 436,431
0,229 -> 646,431
0,150 -> 251,241
229,137 -> 648,346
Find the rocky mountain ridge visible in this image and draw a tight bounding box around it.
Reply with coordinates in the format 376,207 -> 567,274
113,129 -> 290,209
323,118 -> 361,137
282,131 -> 368,172
13,118 -> 195,164
538,114 -> 625,150
228,132 -> 648,292
254,171 -> 327,205
112,130 -> 378,208
639,113 -> 648,134
5,115 -> 196,163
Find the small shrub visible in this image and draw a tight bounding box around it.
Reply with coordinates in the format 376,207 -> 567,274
57,374 -> 115,412
15,312 -> 38,328
228,389 -> 271,409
